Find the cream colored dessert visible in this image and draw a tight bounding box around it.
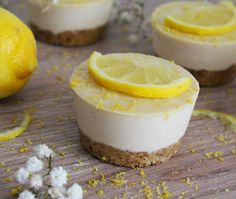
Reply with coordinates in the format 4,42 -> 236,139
70,53 -> 199,167
27,0 -> 113,46
151,1 -> 236,86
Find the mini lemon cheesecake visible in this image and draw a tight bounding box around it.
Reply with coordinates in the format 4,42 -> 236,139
27,0 -> 113,46
151,1 -> 236,86
70,52 -> 199,167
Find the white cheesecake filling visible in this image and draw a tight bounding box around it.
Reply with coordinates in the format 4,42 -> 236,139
27,0 -> 113,34
151,2 -> 236,71
70,61 -> 199,153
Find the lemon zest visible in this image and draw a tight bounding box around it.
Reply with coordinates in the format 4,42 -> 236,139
97,190 -> 104,197
110,172 -> 127,186
88,179 -> 99,188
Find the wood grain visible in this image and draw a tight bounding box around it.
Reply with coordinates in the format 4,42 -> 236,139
0,1 -> 236,198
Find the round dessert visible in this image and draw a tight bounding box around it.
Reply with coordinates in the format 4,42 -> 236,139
27,0 -> 113,46
151,1 -> 236,86
70,52 -> 199,167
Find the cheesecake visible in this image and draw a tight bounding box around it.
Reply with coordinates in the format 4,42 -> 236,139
151,1 -> 236,86
27,0 -> 113,46
70,52 -> 199,167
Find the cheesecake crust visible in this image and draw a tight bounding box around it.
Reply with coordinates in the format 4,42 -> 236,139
80,131 -> 180,168
30,24 -> 107,46
187,65 -> 236,87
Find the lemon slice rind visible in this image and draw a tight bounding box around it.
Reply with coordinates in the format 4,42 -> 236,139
0,110 -> 31,142
193,109 -> 236,133
88,52 -> 192,99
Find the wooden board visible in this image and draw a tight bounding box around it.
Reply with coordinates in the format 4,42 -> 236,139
0,1 -> 236,198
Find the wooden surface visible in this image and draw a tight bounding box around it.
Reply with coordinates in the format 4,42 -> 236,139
0,1 -> 236,198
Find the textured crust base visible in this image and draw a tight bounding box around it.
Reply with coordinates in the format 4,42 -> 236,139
188,65 -> 236,87
80,132 -> 180,168
30,24 -> 107,46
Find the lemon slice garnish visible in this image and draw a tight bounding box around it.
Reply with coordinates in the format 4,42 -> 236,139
0,111 -> 31,142
193,109 -> 236,133
88,52 -> 192,99
165,1 -> 236,36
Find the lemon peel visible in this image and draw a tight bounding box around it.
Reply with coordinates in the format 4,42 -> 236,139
0,110 -> 31,142
193,109 -> 236,133
165,1 -> 236,36
88,51 -> 192,99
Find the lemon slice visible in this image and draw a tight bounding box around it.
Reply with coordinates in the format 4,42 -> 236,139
0,111 -> 31,142
165,1 -> 236,36
193,109 -> 236,133
88,52 -> 192,98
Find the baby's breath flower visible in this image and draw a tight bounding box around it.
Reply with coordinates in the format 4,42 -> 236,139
128,34 -> 139,44
67,183 -> 83,199
15,143 -> 83,198
16,168 -> 30,184
133,3 -> 143,16
30,175 -> 43,189
119,11 -> 133,24
134,0 -> 144,5
51,0 -> 58,3
18,190 -> 35,199
48,187 -> 67,199
34,144 -> 54,159
111,7 -> 119,20
50,166 -> 68,187
26,157 -> 44,173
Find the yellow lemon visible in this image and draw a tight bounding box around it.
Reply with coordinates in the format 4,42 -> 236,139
0,8 -> 37,99
88,51 -> 192,99
164,1 -> 236,36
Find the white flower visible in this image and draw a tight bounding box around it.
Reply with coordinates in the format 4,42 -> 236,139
34,144 -> 54,159
134,0 -> 144,5
110,7 -> 119,20
67,183 -> 83,199
119,11 -> 133,24
50,166 -> 68,187
26,156 -> 44,172
18,190 -> 35,199
48,187 -> 67,199
133,4 -> 143,16
51,0 -> 58,4
128,34 -> 139,44
16,168 -> 30,184
30,174 -> 43,189
114,0 -> 122,7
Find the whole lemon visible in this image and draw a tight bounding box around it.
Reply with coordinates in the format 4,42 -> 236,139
0,8 -> 37,99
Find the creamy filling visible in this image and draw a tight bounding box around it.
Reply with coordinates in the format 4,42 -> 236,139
151,2 -> 236,71
27,0 -> 113,34
75,95 -> 196,153
71,62 -> 199,153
